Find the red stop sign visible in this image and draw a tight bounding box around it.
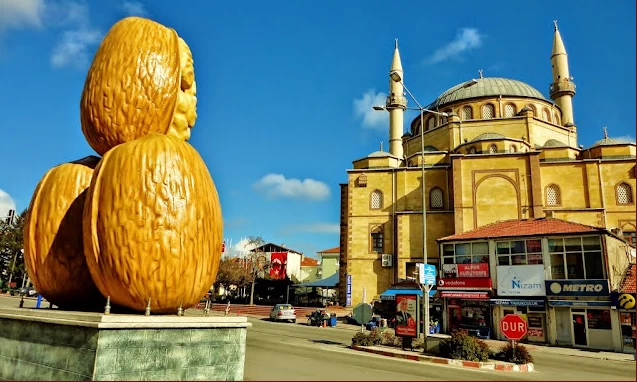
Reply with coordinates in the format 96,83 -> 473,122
500,314 -> 527,341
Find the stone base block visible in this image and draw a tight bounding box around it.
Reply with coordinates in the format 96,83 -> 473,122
0,307 -> 251,381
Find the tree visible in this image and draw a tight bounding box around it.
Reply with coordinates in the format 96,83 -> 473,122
215,258 -> 250,290
245,236 -> 267,305
0,209 -> 27,287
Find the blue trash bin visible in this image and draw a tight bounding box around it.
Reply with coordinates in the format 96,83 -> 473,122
330,316 -> 337,327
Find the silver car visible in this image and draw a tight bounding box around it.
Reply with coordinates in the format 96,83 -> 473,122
269,304 -> 297,323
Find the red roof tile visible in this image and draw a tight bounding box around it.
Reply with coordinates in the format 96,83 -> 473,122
620,264 -> 636,294
318,246 -> 340,254
301,257 -> 320,267
438,218 -> 605,242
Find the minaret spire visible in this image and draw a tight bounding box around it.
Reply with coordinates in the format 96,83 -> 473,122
549,20 -> 576,128
387,39 -> 407,160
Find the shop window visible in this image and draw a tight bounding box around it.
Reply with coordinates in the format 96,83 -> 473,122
370,190 -> 383,210
616,182 -> 634,205
482,104 -> 495,119
442,241 -> 489,265
504,103 -> 516,118
462,106 -> 473,120
430,187 -> 444,209
548,236 -> 604,280
496,239 -> 542,266
370,226 -> 384,253
587,310 -> 612,330
546,184 -> 561,206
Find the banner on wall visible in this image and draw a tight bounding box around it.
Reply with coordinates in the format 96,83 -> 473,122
395,294 -> 419,338
496,265 -> 546,296
346,274 -> 352,306
442,263 -> 489,278
269,252 -> 288,280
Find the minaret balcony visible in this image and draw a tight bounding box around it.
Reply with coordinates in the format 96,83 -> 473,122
386,95 -> 407,108
549,81 -> 576,98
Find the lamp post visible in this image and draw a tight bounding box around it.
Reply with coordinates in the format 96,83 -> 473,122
374,70 -> 448,352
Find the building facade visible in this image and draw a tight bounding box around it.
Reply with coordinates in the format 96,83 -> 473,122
338,22 -> 636,334
317,247 -> 340,280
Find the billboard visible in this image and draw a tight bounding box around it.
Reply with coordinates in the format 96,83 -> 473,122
395,294 -> 419,338
269,252 -> 288,280
545,279 -> 610,297
442,263 -> 489,278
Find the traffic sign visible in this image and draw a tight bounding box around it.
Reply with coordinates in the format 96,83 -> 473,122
500,314 -> 528,341
418,264 -> 437,286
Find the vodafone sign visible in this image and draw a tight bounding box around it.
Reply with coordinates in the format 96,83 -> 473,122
438,277 -> 492,290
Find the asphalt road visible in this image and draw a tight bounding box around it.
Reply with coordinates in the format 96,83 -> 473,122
1,296 -> 635,380
244,318 -> 636,381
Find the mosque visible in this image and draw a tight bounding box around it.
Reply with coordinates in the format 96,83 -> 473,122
337,22 -> 636,352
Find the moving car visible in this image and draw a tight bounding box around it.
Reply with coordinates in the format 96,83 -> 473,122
270,304 -> 296,323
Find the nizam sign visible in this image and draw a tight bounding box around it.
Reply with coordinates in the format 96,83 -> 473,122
496,265 -> 546,297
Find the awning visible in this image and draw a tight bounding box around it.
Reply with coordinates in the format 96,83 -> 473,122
441,291 -> 490,300
380,288 -> 436,301
293,272 -> 339,288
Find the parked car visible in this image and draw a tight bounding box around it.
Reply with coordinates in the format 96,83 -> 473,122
19,287 -> 38,297
270,304 -> 296,323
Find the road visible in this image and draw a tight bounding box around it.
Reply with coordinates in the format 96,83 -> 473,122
244,318 -> 636,381
1,296 -> 634,380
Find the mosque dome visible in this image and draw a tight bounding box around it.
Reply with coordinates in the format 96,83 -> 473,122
427,77 -> 547,109
470,132 -> 506,143
591,137 -> 635,147
543,139 -> 569,148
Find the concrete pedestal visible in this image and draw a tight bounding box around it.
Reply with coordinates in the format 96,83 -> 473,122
0,307 -> 251,381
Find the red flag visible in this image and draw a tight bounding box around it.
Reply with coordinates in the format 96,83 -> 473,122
222,241 -> 226,253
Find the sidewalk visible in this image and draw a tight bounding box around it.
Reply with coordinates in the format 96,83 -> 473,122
482,338 -> 635,362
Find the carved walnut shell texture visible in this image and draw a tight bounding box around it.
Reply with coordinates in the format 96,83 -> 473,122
80,17 -> 182,156
23,156 -> 105,311
83,134 -> 223,313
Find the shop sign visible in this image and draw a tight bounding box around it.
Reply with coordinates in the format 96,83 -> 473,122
548,300 -> 611,307
346,275 -> 352,306
528,328 -> 544,337
442,263 -> 489,278
440,291 -> 490,299
496,265 -> 546,297
489,299 -> 545,307
610,292 -> 636,310
437,277 -> 492,290
545,279 -> 609,297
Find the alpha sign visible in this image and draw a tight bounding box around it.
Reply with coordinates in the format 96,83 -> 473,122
545,279 -> 610,297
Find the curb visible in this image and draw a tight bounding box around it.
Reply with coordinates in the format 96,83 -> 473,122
350,345 -> 534,372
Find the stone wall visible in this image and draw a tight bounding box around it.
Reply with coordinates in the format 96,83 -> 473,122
0,309 -> 249,381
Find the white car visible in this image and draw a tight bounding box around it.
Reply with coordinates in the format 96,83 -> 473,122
270,304 -> 297,323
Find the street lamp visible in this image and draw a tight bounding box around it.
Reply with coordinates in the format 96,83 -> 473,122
375,69 -> 449,351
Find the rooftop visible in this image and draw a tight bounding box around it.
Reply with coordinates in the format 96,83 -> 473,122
427,77 -> 547,109
438,218 -> 605,242
300,257 -> 320,267
620,264 -> 636,294
318,246 -> 340,254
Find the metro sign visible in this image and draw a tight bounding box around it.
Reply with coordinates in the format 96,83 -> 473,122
500,314 -> 527,341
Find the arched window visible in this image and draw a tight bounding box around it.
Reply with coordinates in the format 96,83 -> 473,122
370,226 -> 384,253
427,116 -> 435,130
546,184 -> 561,206
542,109 -> 551,122
527,104 -> 537,117
370,190 -> 383,210
616,182 -> 634,205
488,144 -> 497,153
509,145 -> 517,153
482,104 -> 495,119
462,106 -> 473,120
468,146 -> 477,154
504,103 -> 516,118
430,188 -> 444,209
554,113 -> 561,125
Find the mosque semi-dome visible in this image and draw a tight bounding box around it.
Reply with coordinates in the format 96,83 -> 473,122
427,77 -> 547,109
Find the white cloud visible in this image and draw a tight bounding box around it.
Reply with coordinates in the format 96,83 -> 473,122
253,174 -> 330,201
424,28 -> 482,65
0,0 -> 45,32
120,1 -> 148,17
614,135 -> 636,144
51,27 -> 102,68
0,189 -> 17,217
354,90 -> 388,129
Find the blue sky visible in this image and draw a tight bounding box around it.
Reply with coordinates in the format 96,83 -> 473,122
0,0 -> 635,258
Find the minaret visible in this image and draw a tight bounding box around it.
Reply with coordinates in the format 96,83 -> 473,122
386,39 -> 407,159
549,20 -> 576,128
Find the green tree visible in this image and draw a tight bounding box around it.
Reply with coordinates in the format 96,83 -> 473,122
215,258 -> 250,290
0,209 -> 27,287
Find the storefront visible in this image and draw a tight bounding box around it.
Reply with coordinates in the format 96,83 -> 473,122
545,279 -> 614,350
438,276 -> 493,339
493,264 -> 548,343
611,292 -> 636,354
379,282 -> 440,331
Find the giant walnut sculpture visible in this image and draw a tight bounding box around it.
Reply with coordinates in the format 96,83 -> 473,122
23,16 -> 222,314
